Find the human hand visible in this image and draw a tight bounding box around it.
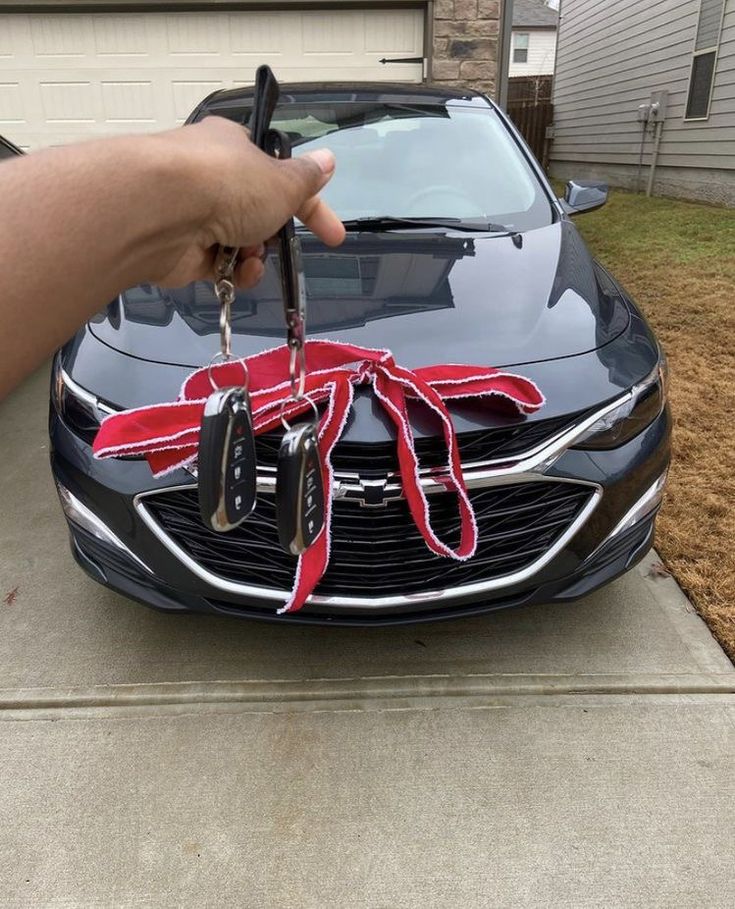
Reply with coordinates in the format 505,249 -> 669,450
151,116 -> 345,288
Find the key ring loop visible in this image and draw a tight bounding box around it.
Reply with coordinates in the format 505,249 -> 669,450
279,392 -> 319,432
289,342 -> 306,400
207,352 -> 250,394
214,244 -> 238,361
216,282 -> 235,360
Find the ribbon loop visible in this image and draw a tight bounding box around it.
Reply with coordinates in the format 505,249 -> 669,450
93,340 -> 544,613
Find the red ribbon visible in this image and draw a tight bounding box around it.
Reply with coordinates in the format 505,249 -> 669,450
93,340 -> 544,613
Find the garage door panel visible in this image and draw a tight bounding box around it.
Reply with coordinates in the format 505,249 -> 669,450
171,80 -> 225,122
364,9 -> 424,53
0,13 -> 31,58
0,9 -> 425,149
165,14 -> 224,56
101,80 -> 157,124
0,82 -> 24,124
302,12 -> 362,55
92,15 -> 152,57
229,13 -> 287,56
30,16 -> 93,57
40,80 -> 97,123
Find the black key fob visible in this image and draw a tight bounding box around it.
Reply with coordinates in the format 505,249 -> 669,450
276,421 -> 325,555
198,387 -> 257,533
249,65 -> 280,147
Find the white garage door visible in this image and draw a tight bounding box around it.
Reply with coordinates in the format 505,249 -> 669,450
0,9 -> 425,150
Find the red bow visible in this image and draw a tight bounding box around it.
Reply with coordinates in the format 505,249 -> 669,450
93,340 -> 544,613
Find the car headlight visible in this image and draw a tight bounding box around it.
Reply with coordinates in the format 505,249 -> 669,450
51,354 -> 115,444
574,352 -> 668,450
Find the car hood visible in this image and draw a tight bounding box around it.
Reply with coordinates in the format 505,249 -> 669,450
88,221 -> 629,370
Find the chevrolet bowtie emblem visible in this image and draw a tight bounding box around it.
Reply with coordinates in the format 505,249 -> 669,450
335,477 -> 403,508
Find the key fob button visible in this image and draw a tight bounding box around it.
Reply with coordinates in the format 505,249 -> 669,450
276,421 -> 324,554
198,386 -> 257,532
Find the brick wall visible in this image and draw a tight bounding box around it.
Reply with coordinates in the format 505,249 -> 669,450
431,0 -> 501,95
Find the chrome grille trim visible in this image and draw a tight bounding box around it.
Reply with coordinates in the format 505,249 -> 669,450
182,390 -> 633,491
131,397 -> 630,610
134,473 -> 602,610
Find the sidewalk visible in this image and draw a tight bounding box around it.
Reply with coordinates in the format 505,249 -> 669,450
1,368 -> 734,907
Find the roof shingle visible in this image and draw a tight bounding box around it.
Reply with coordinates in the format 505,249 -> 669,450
512,0 -> 558,28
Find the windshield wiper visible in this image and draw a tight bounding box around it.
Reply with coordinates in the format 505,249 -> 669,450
337,216 -> 511,234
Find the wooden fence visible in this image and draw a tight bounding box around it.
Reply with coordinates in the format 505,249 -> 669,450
506,100 -> 553,170
508,76 -> 553,103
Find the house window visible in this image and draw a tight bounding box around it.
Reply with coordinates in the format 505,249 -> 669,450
685,0 -> 725,119
513,33 -> 529,64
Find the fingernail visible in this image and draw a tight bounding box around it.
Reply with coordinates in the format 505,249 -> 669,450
304,148 -> 335,175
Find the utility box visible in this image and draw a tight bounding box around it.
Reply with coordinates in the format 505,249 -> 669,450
637,91 -> 668,123
649,90 -> 668,121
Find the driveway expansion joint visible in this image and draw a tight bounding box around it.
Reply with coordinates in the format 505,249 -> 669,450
1,671 -> 734,717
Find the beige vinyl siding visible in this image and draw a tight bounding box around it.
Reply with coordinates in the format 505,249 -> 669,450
508,28 -> 557,77
550,0 -> 735,202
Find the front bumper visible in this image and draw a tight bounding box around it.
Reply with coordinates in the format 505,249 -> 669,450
67,514 -> 656,625
50,400 -> 671,625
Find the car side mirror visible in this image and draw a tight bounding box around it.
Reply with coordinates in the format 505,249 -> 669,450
559,180 -> 609,215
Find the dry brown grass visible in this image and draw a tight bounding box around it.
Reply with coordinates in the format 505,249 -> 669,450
575,189 -> 735,661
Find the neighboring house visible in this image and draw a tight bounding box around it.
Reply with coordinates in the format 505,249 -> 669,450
0,0 -> 512,151
550,0 -> 735,206
509,0 -> 558,78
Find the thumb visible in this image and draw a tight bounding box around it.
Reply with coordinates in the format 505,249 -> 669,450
275,148 -> 345,247
276,148 -> 336,206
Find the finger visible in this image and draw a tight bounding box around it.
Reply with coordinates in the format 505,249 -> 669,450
241,243 -> 265,262
297,194 -> 346,247
234,255 -> 265,289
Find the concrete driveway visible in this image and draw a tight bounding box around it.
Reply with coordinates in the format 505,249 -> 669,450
2,368 -> 734,908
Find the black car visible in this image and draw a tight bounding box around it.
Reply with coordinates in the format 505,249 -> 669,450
0,134 -> 23,161
49,83 -> 671,625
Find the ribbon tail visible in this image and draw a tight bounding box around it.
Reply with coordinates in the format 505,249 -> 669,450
374,365 -> 477,562
278,376 -> 354,614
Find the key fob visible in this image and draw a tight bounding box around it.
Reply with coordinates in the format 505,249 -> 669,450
249,65 -> 280,148
276,421 -> 325,555
198,387 -> 257,533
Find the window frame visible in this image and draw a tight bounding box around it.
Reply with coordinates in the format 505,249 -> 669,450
684,0 -> 726,122
512,32 -> 530,64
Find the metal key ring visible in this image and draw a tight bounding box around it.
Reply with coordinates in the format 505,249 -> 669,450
279,392 -> 319,432
289,342 -> 306,400
207,352 -> 250,394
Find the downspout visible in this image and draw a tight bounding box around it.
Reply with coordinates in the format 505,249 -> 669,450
636,121 -> 647,194
646,119 -> 664,197
496,0 -> 514,108
424,1 -> 434,83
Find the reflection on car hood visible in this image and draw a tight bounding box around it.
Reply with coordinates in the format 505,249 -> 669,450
88,222 -> 629,370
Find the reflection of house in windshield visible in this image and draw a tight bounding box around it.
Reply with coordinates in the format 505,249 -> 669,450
120,236 -> 474,335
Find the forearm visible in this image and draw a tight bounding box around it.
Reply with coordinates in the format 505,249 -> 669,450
0,118 -> 340,400
0,132 -> 207,398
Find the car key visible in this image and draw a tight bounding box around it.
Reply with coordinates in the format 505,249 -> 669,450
276,420 -> 325,554
197,67 -> 280,533
198,248 -> 258,532
211,65 -> 280,296
264,128 -> 326,554
198,386 -> 257,532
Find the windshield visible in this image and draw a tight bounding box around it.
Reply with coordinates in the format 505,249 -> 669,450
197,98 -> 554,231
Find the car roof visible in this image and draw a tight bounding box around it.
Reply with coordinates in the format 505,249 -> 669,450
199,81 -> 490,109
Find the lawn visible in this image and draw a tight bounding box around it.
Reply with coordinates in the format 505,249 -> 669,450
573,189 -> 735,661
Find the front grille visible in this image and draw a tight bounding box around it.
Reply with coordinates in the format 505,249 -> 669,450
254,411 -> 585,477
143,481 -> 594,599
